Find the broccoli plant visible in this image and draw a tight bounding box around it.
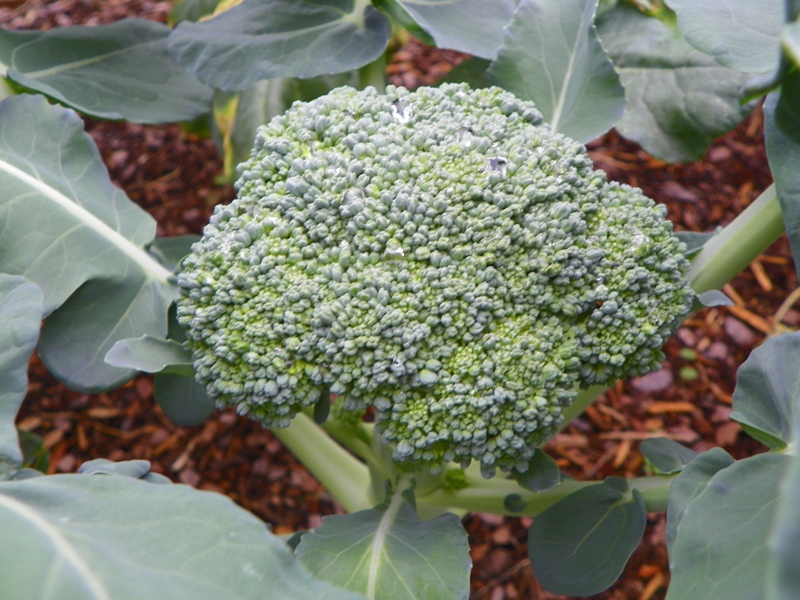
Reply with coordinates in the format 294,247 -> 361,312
2,0 -> 800,598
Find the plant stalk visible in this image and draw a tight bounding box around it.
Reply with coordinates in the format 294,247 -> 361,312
687,183 -> 784,294
358,53 -> 388,93
270,412 -> 373,513
418,473 -> 675,517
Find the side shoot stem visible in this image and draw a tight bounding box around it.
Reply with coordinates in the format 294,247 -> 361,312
417,472 -> 675,517
270,412 -> 374,513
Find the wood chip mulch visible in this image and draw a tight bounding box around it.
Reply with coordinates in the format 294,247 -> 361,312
4,2 -> 792,598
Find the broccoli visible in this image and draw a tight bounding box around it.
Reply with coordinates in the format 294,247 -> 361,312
177,83 -> 694,477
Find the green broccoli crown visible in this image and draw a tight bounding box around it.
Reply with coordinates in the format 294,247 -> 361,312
177,83 -> 694,477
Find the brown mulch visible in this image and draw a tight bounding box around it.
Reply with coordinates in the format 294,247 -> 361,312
4,2 -> 792,598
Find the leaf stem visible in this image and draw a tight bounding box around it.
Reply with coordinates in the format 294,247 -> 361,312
270,413 -> 373,513
556,384 -> 609,434
687,183 -> 784,294
418,472 -> 675,517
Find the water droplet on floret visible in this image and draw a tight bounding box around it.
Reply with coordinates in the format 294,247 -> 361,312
488,157 -> 508,175
457,127 -> 475,147
384,238 -> 405,260
630,229 -> 652,255
391,98 -> 413,124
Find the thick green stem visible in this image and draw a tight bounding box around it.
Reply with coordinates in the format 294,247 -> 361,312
271,413 -> 373,513
688,183 -> 784,294
313,412 -> 374,462
418,473 -> 674,517
357,53 -> 388,93
556,384 -> 609,433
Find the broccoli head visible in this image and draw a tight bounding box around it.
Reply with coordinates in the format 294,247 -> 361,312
177,83 -> 694,477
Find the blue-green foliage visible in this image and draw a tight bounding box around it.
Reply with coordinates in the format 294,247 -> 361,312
177,83 -> 694,477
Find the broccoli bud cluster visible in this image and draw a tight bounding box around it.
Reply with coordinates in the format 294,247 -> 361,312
177,83 -> 694,477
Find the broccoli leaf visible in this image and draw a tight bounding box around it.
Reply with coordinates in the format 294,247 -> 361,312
675,230 -> 717,257
0,473 -> 366,599
167,0 -> 391,91
440,57 -> 493,89
105,336 -> 195,378
667,0 -> 783,75
105,334 -> 215,427
76,458 -> 170,483
489,0 -> 625,143
765,77 -> 800,282
596,3 -> 752,162
528,477 -> 646,596
295,484 -> 471,599
667,453 -> 789,600
16,430 -> 49,475
511,448 -> 561,492
665,447 -> 735,553
640,437 -> 697,474
154,373 -> 216,426
730,331 -> 800,450
147,235 -> 200,272
0,19 -> 212,123
0,94 -> 177,391
169,0 -> 222,25
768,385 -> 800,598
370,0 -> 436,47
0,275 -> 43,480
785,20 -> 800,69
385,0 -> 516,59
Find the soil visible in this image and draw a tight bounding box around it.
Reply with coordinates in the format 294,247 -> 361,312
3,1 -> 791,598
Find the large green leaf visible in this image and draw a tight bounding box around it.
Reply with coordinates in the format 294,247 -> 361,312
729,331 -> 800,450
528,477 -> 647,596
667,453 -> 790,600
785,20 -> 800,68
0,473 -> 365,600
667,0 -> 783,74
295,485 -> 471,599
167,0 -> 391,91
489,0 -> 625,142
0,94 -> 176,391
170,0 -> 222,24
0,19 -> 212,123
597,4 -> 751,162
0,275 -> 42,479
768,373 -> 800,599
389,0 -> 516,59
766,82 -> 800,281
665,447 -> 735,554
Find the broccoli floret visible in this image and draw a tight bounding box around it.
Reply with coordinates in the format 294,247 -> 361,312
177,83 -> 694,477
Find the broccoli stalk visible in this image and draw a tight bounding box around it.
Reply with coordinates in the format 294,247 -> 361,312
687,183 -> 783,295
268,395 -> 678,517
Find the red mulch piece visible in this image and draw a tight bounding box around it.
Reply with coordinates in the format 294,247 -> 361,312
5,3 -> 789,598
